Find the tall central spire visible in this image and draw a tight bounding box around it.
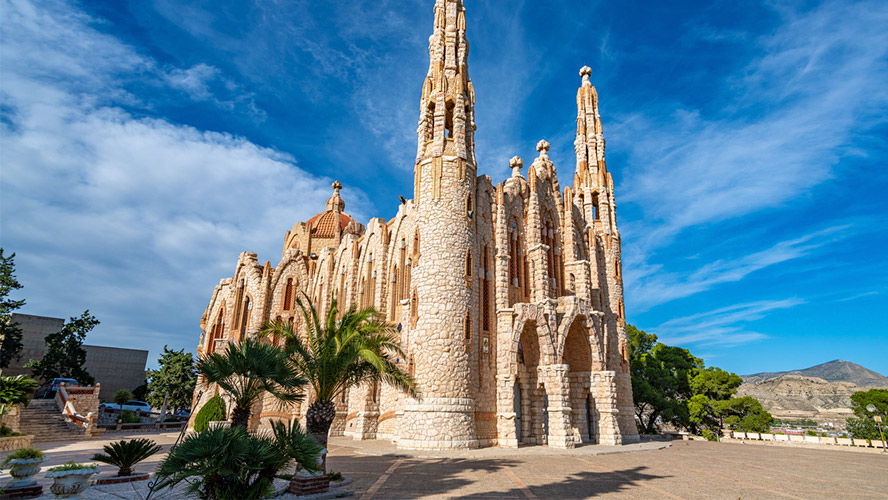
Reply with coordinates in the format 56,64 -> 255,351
415,0 -> 476,169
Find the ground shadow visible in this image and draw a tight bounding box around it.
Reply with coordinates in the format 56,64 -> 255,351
329,453 -> 671,499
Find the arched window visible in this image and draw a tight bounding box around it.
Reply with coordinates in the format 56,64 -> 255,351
283,278 -> 293,311
466,194 -> 473,218
465,249 -> 472,278
592,193 -> 600,221
464,310 -> 471,352
445,100 -> 454,138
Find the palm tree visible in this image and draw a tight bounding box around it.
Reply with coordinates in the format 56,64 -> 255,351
259,294 -> 413,471
196,338 -> 306,429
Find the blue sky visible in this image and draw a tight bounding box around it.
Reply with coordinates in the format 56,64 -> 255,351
1,0 -> 886,376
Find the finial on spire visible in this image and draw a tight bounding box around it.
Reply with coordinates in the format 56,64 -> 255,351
327,181 -> 345,211
510,156 -> 524,178
580,65 -> 592,86
536,140 -> 550,159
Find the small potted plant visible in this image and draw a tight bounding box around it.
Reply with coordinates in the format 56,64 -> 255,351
2,447 -> 46,488
45,461 -> 100,498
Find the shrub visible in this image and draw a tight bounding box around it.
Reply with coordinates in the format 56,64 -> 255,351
2,447 -> 44,467
92,438 -> 161,477
113,390 -> 133,409
119,410 -> 141,424
806,430 -> 817,437
326,471 -> 343,482
701,429 -> 718,442
48,461 -> 97,472
193,395 -> 226,433
0,426 -> 22,437
154,421 -> 321,500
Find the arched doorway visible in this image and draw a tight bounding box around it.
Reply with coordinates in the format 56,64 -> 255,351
564,319 -> 594,443
516,322 -> 546,445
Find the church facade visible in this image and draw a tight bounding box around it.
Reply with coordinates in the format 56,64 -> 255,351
192,0 -> 639,449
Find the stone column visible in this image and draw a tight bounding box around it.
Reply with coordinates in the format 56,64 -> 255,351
592,371 -> 622,446
542,364 -> 577,448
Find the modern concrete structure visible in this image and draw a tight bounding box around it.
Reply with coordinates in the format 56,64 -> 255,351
5,313 -> 148,398
192,0 -> 638,449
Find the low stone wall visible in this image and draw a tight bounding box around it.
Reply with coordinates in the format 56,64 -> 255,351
59,386 -> 102,416
98,421 -> 186,434
0,434 -> 34,452
729,431 -> 885,449
0,404 -> 21,431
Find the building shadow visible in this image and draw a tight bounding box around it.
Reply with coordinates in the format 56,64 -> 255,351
330,454 -> 672,499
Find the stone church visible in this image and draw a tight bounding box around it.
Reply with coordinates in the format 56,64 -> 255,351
192,0 -> 639,449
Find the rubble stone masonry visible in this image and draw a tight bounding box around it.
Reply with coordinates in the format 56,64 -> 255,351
191,0 -> 639,450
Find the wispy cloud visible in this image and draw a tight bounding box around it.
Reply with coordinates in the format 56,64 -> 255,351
615,0 -> 888,251
625,225 -> 851,311
617,0 -> 888,314
652,298 -> 804,347
0,0 -> 347,359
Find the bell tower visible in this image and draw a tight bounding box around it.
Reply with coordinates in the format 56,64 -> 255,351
399,0 -> 479,449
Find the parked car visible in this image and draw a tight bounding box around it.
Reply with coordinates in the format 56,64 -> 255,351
101,400 -> 153,413
174,409 -> 191,418
34,378 -> 79,399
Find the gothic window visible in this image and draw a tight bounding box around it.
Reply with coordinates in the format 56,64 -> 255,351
465,249 -> 472,278
592,193 -> 600,221
464,310 -> 471,352
445,101 -> 454,139
239,295 -> 251,342
426,102 -> 435,142
283,278 -> 293,311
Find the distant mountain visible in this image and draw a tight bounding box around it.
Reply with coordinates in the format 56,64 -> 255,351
743,360 -> 888,388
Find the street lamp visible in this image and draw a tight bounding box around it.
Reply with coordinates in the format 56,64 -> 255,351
866,403 -> 886,453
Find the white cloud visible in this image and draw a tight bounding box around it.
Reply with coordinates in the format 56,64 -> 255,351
0,0 -> 350,363
652,298 -> 805,347
164,63 -> 221,100
616,0 -> 888,312
625,225 -> 850,311
615,0 -> 887,246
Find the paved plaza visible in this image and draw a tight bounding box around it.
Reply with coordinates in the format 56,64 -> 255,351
2,432 -> 886,499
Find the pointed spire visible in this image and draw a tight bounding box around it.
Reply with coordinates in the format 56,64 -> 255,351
415,0 -> 475,166
574,65 -> 605,191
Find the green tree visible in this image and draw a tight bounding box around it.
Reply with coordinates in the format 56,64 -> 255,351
0,249 -> 26,370
146,346 -> 197,412
196,338 -> 305,429
718,396 -> 773,433
846,388 -> 888,440
628,325 -> 702,433
686,367 -> 746,433
113,389 -> 133,410
259,295 -> 414,472
690,367 -> 743,401
25,311 -> 98,385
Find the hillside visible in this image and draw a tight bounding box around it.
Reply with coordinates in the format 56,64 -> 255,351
736,375 -> 863,423
743,360 -> 888,387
